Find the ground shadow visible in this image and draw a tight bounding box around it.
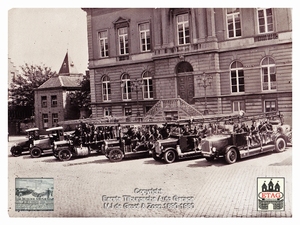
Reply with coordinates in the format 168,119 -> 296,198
22,154 -> 53,160
269,155 -> 292,166
188,151 -> 276,168
187,157 -> 227,168
143,155 -> 204,166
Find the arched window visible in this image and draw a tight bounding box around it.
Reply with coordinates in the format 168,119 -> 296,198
142,71 -> 153,99
261,57 -> 276,91
230,61 -> 244,93
121,73 -> 131,100
102,75 -> 111,101
176,61 -> 193,73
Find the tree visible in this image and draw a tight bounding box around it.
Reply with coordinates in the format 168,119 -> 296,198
69,73 -> 91,118
9,63 -> 57,115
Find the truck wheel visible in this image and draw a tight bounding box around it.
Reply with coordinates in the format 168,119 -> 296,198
58,149 -> 72,161
275,137 -> 286,153
164,150 -> 176,163
109,149 -> 123,162
225,148 -> 237,164
30,147 -> 42,158
11,146 -> 22,157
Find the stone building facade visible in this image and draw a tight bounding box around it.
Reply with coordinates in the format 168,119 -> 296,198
34,53 -> 83,133
82,8 -> 292,124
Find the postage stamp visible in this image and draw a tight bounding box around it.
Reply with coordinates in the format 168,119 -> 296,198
257,177 -> 285,211
15,178 -> 54,211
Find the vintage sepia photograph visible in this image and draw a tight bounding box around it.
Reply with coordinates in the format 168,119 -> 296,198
5,2 -> 295,222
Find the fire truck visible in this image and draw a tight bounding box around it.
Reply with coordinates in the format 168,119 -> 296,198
153,111 -> 291,164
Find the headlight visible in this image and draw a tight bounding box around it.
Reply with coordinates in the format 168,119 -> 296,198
54,145 -> 57,150
160,146 -> 164,150
211,147 -> 216,153
29,144 -> 33,148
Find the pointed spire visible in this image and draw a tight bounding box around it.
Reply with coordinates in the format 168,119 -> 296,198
58,51 -> 79,76
58,52 -> 70,75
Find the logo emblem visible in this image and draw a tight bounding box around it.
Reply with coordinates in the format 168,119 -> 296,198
257,177 -> 285,211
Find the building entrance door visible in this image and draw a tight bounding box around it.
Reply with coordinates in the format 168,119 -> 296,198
177,74 -> 194,104
176,61 -> 194,104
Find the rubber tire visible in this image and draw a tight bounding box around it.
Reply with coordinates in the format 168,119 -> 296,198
275,137 -> 286,153
109,149 -> 123,162
30,147 -> 42,158
164,150 -> 176,164
11,146 -> 22,157
225,148 -> 238,164
58,149 -> 72,161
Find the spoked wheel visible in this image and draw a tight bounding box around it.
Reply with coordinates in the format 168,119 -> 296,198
109,149 -> 123,162
11,146 -> 22,157
164,150 -> 176,164
30,147 -> 42,158
225,148 -> 238,164
275,137 -> 287,152
58,149 -> 72,161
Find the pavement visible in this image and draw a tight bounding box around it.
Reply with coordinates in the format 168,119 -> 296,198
7,138 -> 292,218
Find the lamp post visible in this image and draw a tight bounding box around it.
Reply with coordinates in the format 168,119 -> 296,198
199,72 -> 212,115
131,78 -> 144,117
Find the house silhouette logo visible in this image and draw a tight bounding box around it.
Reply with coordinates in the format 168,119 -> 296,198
257,177 -> 285,211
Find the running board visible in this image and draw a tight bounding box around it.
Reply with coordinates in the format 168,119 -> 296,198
178,151 -> 202,159
239,145 -> 274,159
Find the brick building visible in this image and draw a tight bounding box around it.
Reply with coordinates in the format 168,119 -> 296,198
82,8 -> 292,124
34,53 -> 83,133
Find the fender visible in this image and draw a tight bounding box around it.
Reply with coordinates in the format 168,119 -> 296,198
224,145 -> 240,158
272,133 -> 288,143
162,147 -> 177,154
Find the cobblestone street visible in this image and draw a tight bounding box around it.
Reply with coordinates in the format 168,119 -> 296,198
7,137 -> 292,218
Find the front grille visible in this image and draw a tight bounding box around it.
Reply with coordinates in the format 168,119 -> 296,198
155,142 -> 161,154
201,140 -> 210,153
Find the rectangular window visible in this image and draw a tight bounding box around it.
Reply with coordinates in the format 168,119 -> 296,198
51,95 -> 57,107
143,78 -> 153,99
52,113 -> 58,126
98,30 -> 109,58
139,22 -> 151,52
265,100 -> 276,112
122,80 -> 131,100
231,70 -> 245,93
232,101 -> 245,112
42,114 -> 48,128
41,96 -> 47,108
102,82 -> 111,101
177,14 -> 190,45
124,107 -> 132,116
118,27 -> 129,55
104,107 -> 112,117
145,106 -> 152,113
227,8 -> 241,38
258,8 -> 274,33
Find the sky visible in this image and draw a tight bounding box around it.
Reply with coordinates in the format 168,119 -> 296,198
8,8 -> 88,74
